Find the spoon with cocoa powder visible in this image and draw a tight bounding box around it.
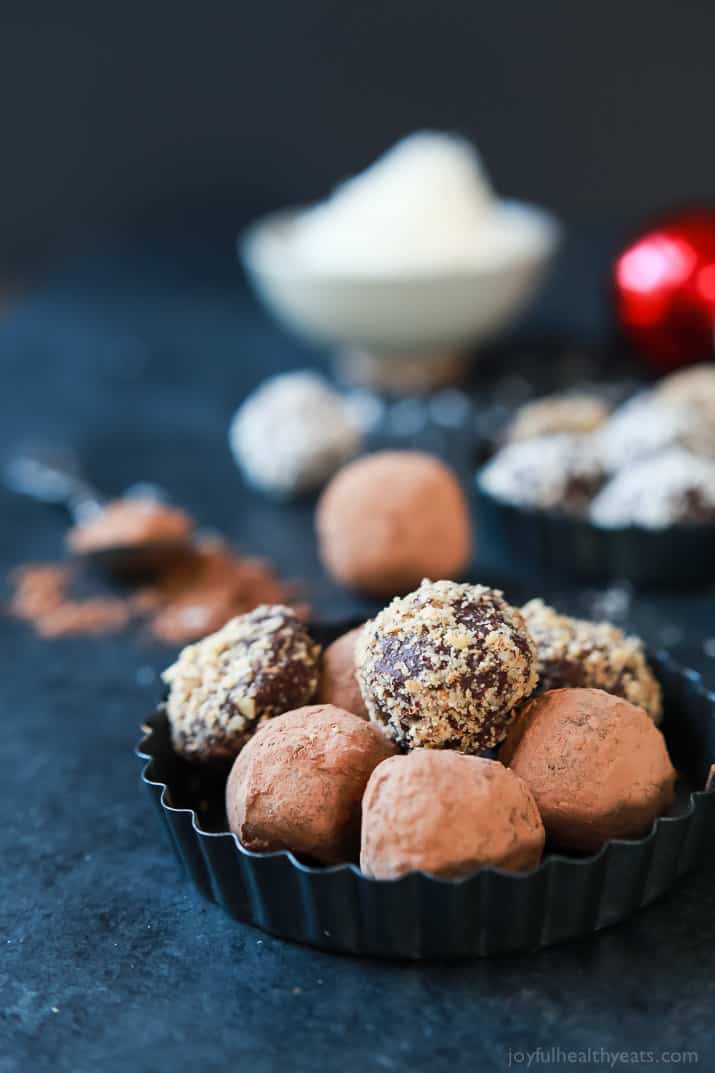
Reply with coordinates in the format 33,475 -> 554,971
5,445 -> 193,577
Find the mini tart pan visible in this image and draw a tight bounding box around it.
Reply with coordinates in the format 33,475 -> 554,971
473,485 -> 715,587
136,629 -> 715,959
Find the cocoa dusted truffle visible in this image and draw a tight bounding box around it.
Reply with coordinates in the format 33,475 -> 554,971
317,625 -> 368,719
499,688 -> 676,852
360,750 -> 545,879
226,704 -> 396,864
356,579 -> 538,752
316,451 -> 471,597
521,599 -> 662,723
68,497 -> 192,553
162,605 -> 320,764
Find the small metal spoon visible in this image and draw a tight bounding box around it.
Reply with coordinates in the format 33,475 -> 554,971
4,445 -> 192,577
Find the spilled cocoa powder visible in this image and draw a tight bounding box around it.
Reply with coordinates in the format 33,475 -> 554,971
8,537 -> 306,645
10,564 -> 131,637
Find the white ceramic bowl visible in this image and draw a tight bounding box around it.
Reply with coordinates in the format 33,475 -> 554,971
239,201 -> 561,389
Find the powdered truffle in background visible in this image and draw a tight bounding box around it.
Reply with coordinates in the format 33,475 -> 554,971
356,579 -> 537,752
67,498 -> 193,554
317,625 -> 368,719
478,434 -> 603,514
226,704 -> 396,864
360,750 -> 544,879
656,362 -> 715,423
316,451 -> 472,596
506,393 -> 609,444
521,598 -> 662,722
592,394 -> 715,474
229,371 -> 362,497
162,606 -> 320,764
590,448 -> 715,529
499,688 -> 676,852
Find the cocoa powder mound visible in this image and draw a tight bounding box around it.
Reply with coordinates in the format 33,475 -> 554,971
7,538 -> 305,644
132,538 -> 307,644
10,564 -> 131,637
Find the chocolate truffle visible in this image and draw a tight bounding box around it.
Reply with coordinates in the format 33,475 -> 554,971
590,448 -> 715,529
592,393 -> 715,474
162,605 -> 320,764
360,751 -> 545,879
317,625 -> 368,719
521,599 -> 662,723
499,688 -> 676,852
229,371 -> 362,497
506,393 -> 609,444
226,704 -> 396,864
478,434 -> 603,515
316,451 -> 471,597
356,579 -> 538,752
68,497 -> 192,553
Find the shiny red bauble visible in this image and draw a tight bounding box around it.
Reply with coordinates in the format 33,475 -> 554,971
614,209 -> 715,371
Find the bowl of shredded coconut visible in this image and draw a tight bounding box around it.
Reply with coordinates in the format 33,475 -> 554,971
240,132 -> 560,392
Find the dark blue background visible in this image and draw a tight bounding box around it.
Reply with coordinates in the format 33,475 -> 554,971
2,4 -> 715,1067
1,237 -> 714,1073
2,2 -> 715,271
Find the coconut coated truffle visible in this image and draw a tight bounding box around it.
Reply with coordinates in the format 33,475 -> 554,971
356,579 -> 538,752
593,394 -> 715,474
499,688 -> 676,852
478,434 -> 603,514
68,497 -> 192,553
162,605 -> 320,764
360,750 -> 545,879
229,371 -> 362,497
521,599 -> 662,723
226,704 -> 396,864
316,451 -> 472,597
590,448 -> 715,529
317,626 -> 368,719
506,393 -> 609,444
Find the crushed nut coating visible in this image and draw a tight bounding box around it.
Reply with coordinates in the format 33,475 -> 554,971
355,579 -> 538,752
521,598 -> 662,723
162,605 -> 320,763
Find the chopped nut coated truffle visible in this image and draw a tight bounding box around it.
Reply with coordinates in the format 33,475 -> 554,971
521,599 -> 662,722
163,605 -> 320,763
506,393 -> 609,444
356,579 -> 538,752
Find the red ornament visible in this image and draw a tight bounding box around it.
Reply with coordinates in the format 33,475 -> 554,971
614,209 -> 715,371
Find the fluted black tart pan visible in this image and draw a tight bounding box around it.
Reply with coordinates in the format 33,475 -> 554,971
474,485 -> 715,587
136,629 -> 715,959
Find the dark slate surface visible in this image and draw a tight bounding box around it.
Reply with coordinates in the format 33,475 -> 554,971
1,236 -> 714,1073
